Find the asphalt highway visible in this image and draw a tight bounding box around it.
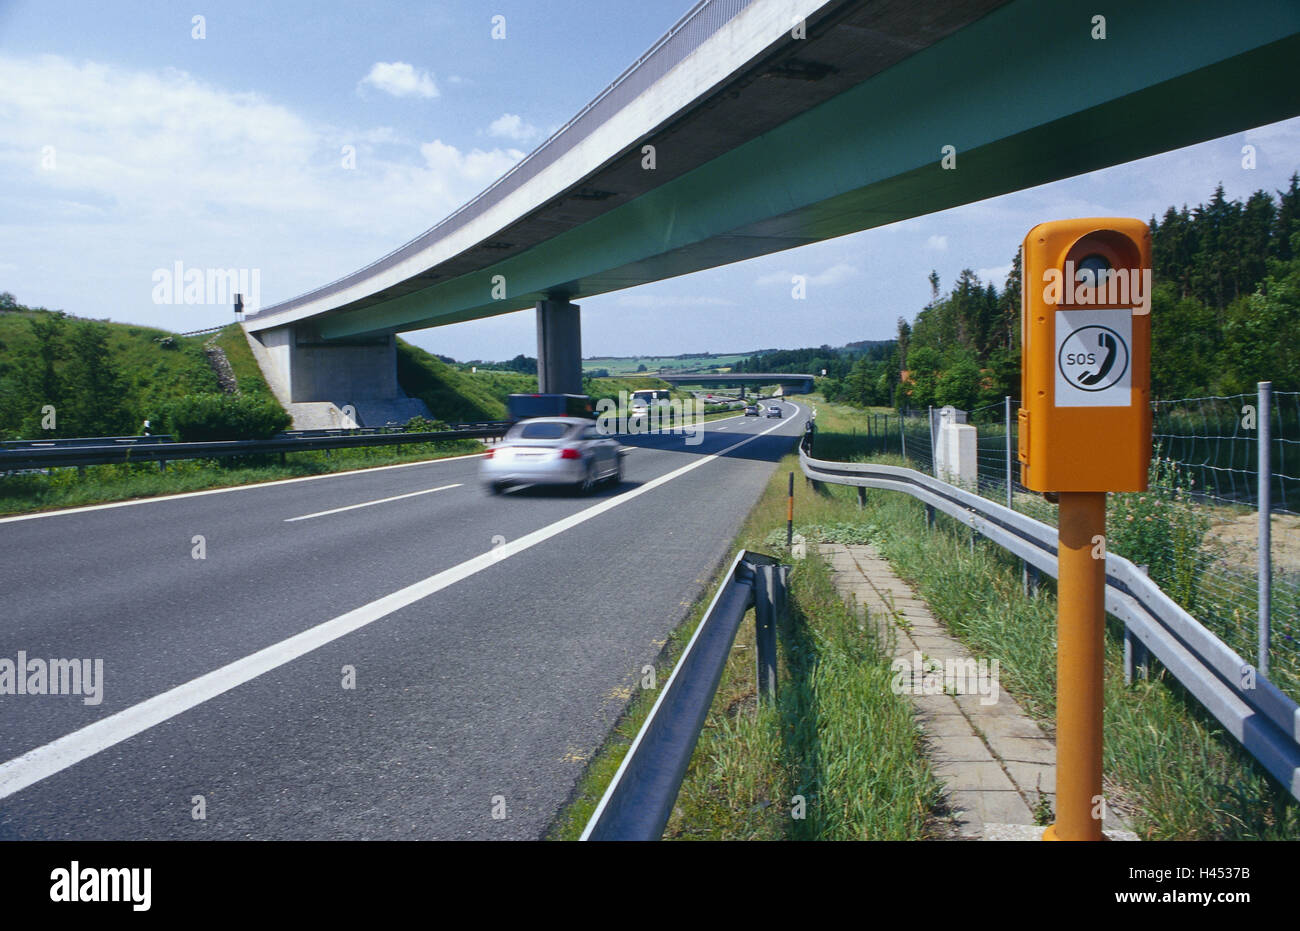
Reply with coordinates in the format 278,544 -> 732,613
0,401 -> 806,839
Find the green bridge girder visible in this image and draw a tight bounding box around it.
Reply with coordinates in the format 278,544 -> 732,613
310,0 -> 1300,341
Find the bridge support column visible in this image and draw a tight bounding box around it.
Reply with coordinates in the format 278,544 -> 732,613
250,323 -> 429,427
536,298 -> 583,395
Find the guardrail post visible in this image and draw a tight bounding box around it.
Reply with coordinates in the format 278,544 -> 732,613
925,504 -> 935,529
1258,381 -> 1272,678
1124,565 -> 1151,684
754,563 -> 787,703
1023,563 -> 1039,598
856,486 -> 866,510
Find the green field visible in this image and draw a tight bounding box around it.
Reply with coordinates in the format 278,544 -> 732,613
582,352 -> 757,376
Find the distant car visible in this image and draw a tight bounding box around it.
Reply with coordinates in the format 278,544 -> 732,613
482,417 -> 623,494
765,405 -> 783,418
744,404 -> 761,416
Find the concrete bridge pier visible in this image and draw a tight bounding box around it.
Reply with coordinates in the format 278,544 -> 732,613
247,323 -> 430,428
536,298 -> 583,395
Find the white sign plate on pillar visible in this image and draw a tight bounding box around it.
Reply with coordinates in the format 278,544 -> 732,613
1054,308 -> 1133,408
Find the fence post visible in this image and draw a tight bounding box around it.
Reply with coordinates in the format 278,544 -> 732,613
899,412 -> 907,462
928,405 -> 935,472
1258,381 -> 1272,678
1004,396 -> 1013,511
786,472 -> 794,547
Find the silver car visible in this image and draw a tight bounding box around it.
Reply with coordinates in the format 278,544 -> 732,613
482,417 -> 623,494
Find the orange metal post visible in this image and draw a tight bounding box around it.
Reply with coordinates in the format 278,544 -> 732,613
1044,491 -> 1107,841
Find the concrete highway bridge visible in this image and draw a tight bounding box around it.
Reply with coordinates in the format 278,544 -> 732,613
661,373 -> 816,395
240,0 -> 1300,427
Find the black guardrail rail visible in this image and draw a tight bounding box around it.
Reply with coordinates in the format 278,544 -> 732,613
581,549 -> 789,841
0,425 -> 509,471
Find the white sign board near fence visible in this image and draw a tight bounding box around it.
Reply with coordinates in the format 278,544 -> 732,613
1054,308 -> 1133,408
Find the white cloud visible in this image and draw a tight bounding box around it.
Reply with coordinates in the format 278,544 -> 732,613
615,294 -> 735,308
359,61 -> 439,99
976,264 -> 1013,286
0,55 -> 531,320
755,262 -> 860,288
925,234 -> 948,251
487,113 -> 541,143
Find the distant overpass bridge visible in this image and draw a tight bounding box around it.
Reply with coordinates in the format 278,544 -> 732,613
660,373 -> 816,396
240,0 -> 1300,425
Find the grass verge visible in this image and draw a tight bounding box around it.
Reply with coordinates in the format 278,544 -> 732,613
799,394 -> 1300,840
546,445 -> 942,840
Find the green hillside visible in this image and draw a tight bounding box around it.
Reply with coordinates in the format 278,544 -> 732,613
396,339 -> 537,421
0,299 -> 281,439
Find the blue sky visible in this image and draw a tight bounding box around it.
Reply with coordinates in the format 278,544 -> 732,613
2,0 -> 1298,362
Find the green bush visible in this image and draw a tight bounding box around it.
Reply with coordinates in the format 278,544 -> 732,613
163,393 -> 291,441
1106,455 -> 1212,610
405,415 -> 449,433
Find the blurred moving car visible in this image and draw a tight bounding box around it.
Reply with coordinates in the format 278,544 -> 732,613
765,405 -> 783,418
482,417 -> 623,494
744,404 -> 761,416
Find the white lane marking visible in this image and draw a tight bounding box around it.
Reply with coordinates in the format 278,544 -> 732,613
0,412 -> 799,801
285,483 -> 461,522
0,451 -> 487,525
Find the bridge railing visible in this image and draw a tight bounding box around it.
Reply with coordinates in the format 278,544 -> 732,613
798,434 -> 1300,801
248,0 -> 760,322
581,549 -> 789,840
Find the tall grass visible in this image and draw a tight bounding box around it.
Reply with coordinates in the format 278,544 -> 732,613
803,395 -> 1299,839
549,449 -> 942,840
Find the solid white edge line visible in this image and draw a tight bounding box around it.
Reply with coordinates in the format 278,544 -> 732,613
0,406 -> 803,802
0,450 -> 489,524
579,548 -> 752,841
580,401 -> 802,839
284,483 -> 462,522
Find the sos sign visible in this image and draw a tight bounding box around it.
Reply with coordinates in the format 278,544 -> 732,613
1018,219 -> 1151,493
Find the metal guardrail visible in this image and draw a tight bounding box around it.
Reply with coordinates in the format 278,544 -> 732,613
581,549 -> 789,840
799,440 -> 1300,800
1,435 -> 176,449
0,424 -> 509,471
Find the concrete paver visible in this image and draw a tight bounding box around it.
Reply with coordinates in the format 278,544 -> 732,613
821,542 -> 1136,841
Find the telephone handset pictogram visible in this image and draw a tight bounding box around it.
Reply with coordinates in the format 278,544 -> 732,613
1078,331 -> 1118,386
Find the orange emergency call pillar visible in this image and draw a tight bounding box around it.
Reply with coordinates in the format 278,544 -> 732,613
1019,218 -> 1151,841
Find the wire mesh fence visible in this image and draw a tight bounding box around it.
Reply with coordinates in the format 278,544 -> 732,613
885,386 -> 1300,700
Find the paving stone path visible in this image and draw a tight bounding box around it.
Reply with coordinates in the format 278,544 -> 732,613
821,542 -> 1136,841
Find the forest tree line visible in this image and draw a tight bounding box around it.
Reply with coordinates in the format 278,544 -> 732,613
814,174 -> 1300,411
